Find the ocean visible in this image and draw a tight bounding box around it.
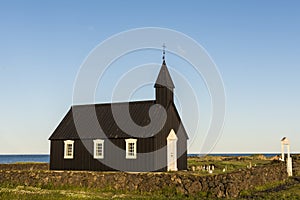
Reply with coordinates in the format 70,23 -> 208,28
0,153 -> 281,164
0,155 -> 50,164
188,153 -> 280,157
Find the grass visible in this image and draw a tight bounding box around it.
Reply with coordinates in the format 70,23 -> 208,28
0,184 -> 197,200
0,180 -> 196,199
0,155 -> 287,199
2,183 -> 300,200
239,178 -> 300,199
187,154 -> 273,175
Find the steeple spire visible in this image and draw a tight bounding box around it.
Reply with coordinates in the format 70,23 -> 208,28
155,46 -> 175,89
154,47 -> 175,107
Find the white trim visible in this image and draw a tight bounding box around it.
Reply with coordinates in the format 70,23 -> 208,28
125,138 -> 137,159
167,129 -> 178,140
93,139 -> 104,159
64,140 -> 74,159
167,129 -> 178,171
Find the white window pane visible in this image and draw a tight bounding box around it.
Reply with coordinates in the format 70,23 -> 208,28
93,139 -> 104,159
125,139 -> 137,159
64,140 -> 74,159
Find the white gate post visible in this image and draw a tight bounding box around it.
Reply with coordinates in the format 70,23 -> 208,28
287,156 -> 293,177
280,137 -> 293,176
281,142 -> 285,161
287,144 -> 291,160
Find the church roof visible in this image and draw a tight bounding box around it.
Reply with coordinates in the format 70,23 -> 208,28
49,100 -> 165,140
49,57 -> 188,141
154,61 -> 175,89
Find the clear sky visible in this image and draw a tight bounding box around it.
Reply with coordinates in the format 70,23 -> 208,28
0,1 -> 300,154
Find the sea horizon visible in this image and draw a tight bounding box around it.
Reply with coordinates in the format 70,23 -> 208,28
2,152 -> 299,155
1,153 -> 299,164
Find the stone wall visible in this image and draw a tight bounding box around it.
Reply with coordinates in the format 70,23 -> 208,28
0,163 -> 48,171
0,162 -> 287,198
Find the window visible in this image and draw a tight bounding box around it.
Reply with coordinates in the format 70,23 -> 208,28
64,140 -> 74,159
93,139 -> 104,159
125,138 -> 137,159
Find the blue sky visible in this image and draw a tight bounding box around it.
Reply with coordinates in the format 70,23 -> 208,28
0,1 -> 300,154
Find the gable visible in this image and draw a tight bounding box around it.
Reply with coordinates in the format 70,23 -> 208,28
167,129 -> 177,140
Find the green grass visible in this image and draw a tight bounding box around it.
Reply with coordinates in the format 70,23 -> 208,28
239,178 -> 300,199
0,155 -> 284,199
2,184 -> 300,200
0,185 -> 202,200
187,155 -> 273,175
0,181 -> 197,200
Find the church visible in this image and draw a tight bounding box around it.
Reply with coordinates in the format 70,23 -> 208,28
49,52 -> 189,172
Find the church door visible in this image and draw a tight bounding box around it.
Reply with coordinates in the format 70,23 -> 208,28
167,129 -> 178,171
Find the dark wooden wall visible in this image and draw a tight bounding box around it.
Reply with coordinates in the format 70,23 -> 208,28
151,103 -> 188,171
50,138 -> 156,172
50,104 -> 187,172
155,87 -> 173,108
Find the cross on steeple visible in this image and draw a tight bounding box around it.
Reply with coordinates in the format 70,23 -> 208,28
162,43 -> 166,64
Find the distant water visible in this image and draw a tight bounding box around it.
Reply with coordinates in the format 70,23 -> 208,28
0,154 -> 282,164
0,155 -> 49,164
188,153 -> 280,157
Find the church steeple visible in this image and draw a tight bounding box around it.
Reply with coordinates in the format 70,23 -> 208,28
155,46 -> 174,107
154,60 -> 175,90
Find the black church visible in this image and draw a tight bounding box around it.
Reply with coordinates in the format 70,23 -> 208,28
49,54 -> 189,172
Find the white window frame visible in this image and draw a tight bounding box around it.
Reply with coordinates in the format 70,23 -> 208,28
93,139 -> 104,159
64,140 -> 74,159
125,138 -> 137,159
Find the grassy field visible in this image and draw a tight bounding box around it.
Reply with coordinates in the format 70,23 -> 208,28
1,155 -> 298,199
239,178 -> 300,199
1,181 -> 300,200
187,154 -> 273,175
0,184 -> 201,200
